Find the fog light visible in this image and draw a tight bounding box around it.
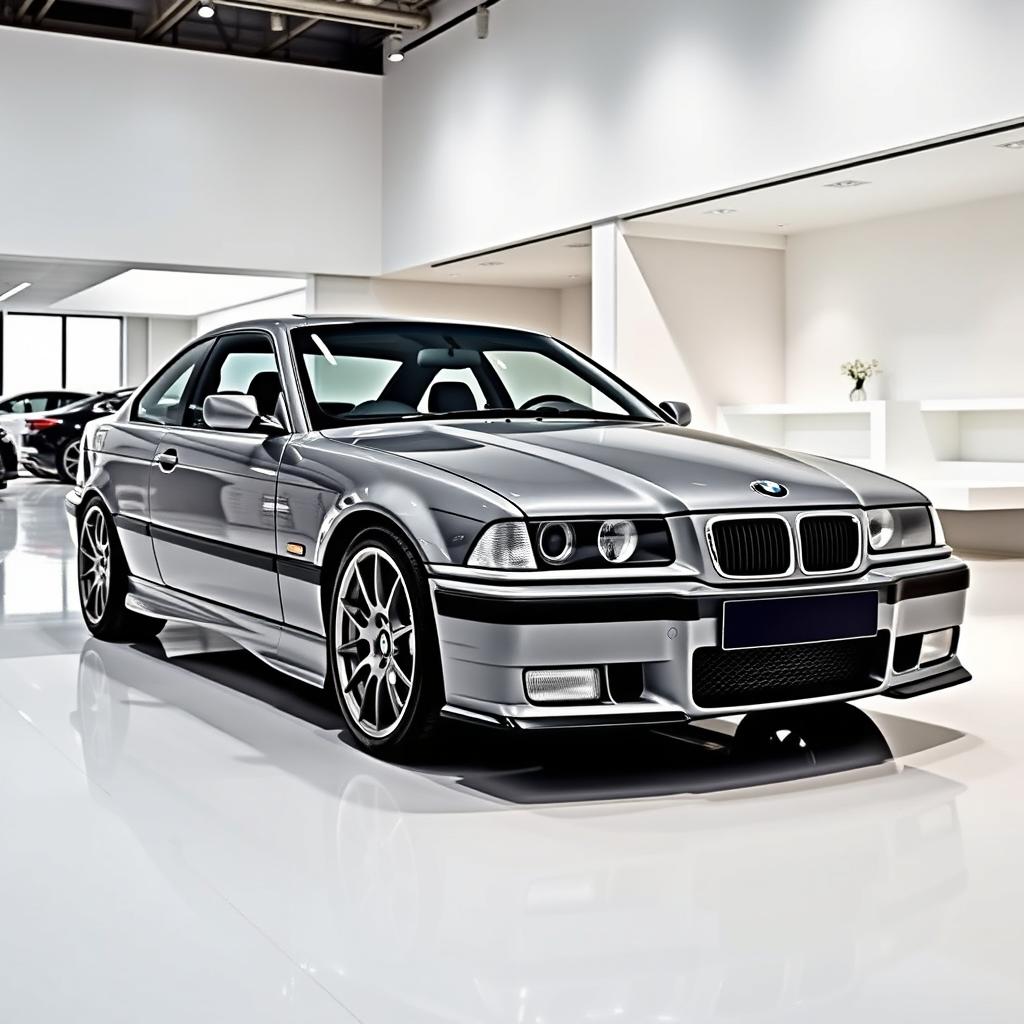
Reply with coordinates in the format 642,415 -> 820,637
920,628 -> 955,666
524,667 -> 601,704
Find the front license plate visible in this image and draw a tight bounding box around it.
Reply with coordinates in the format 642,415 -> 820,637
722,591 -> 879,650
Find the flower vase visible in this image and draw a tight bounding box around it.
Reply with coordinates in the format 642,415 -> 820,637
849,378 -> 867,402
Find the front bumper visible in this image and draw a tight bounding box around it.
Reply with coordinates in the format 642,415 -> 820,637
430,557 -> 970,728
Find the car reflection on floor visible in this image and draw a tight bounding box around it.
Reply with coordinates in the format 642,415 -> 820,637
73,633 -> 969,1024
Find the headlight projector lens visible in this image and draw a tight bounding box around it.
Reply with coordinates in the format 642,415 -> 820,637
597,519 -> 638,563
867,508 -> 896,549
538,521 -> 576,564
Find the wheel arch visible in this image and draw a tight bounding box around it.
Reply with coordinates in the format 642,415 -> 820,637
318,507 -> 426,624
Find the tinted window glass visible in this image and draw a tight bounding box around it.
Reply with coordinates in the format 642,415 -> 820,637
136,341 -> 213,426
290,323 -> 661,429
188,333 -> 279,427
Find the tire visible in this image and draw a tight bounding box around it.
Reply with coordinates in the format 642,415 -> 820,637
327,526 -> 444,760
57,438 -> 82,484
78,497 -> 165,642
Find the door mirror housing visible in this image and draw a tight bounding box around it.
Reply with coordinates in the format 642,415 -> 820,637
203,393 -> 261,432
659,401 -> 692,427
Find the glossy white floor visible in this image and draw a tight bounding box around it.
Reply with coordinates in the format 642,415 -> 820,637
1,478 -> 1022,1023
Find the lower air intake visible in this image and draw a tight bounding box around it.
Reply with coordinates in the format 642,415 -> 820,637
691,633 -> 889,710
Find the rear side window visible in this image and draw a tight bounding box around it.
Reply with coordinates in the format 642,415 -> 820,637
135,340 -> 214,426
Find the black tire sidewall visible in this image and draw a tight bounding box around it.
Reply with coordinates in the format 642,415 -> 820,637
327,527 -> 442,756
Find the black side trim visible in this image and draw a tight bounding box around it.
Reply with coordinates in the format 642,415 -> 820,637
883,665 -> 971,699
150,524 -> 275,573
114,514 -> 151,537
278,558 -> 322,585
146,521 -> 323,584
894,565 -> 970,602
435,592 -> 703,625
510,711 -> 690,730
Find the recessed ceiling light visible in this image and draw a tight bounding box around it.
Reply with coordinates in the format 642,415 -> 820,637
197,1 -> 215,18
703,208 -> 737,215
568,274 -> 580,279
0,281 -> 31,303
995,139 -> 1024,150
824,179 -> 870,188
478,260 -> 504,267
564,241 -> 591,248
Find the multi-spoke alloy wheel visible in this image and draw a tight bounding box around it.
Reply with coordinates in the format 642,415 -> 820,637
328,527 -> 444,758
336,546 -> 417,739
76,497 -> 165,642
61,440 -> 81,483
80,505 -> 111,625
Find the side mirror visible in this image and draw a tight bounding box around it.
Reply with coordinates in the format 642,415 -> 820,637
203,393 -> 261,432
659,401 -> 692,427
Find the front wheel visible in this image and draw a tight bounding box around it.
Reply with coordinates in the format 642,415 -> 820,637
78,498 -> 165,642
327,527 -> 444,759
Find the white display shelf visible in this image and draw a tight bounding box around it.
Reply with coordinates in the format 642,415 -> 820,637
717,398 -> 1024,511
913,480 -> 1024,512
716,401 -> 886,467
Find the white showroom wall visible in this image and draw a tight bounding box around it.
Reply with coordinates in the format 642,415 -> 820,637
382,0 -> 1024,271
614,235 -> 785,428
195,288 -> 308,336
311,276 -> 569,342
0,26 -> 381,276
148,318 -> 197,372
785,191 -> 1024,403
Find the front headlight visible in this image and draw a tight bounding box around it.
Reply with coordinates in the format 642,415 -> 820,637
466,518 -> 674,569
866,506 -> 934,551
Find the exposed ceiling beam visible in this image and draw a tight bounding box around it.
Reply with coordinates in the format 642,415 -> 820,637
259,15 -> 319,55
32,0 -> 57,22
140,0 -> 198,40
214,0 -> 429,31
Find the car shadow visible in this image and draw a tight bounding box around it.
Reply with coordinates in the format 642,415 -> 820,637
94,626 -> 973,807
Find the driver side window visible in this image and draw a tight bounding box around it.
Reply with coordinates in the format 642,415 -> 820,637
186,333 -> 280,429
136,340 -> 214,426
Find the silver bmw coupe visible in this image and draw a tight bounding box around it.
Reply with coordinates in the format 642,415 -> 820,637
67,318 -> 970,758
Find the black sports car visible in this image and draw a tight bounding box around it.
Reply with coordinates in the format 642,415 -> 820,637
21,389 -> 133,484
0,426 -> 17,489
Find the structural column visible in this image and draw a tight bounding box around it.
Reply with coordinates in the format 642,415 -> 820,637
590,220 -> 622,371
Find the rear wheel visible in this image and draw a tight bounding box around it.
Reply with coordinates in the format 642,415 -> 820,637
58,438 -> 82,484
327,527 -> 444,759
78,498 -> 165,642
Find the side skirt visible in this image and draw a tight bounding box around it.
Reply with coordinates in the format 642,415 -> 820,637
125,577 -> 328,688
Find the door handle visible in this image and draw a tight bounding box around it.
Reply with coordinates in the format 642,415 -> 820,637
155,449 -> 178,472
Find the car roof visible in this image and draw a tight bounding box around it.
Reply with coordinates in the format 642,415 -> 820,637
197,316 -> 553,341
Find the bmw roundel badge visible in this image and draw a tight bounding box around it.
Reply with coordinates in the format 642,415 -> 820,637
751,479 -> 788,498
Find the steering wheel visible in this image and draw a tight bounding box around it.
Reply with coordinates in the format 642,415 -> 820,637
519,393 -> 586,411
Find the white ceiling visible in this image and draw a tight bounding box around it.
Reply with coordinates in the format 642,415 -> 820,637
52,269 -> 306,318
386,230 -> 593,288
0,256 -> 131,311
630,127 -> 1024,237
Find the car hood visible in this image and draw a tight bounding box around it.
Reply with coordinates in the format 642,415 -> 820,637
335,419 -> 926,517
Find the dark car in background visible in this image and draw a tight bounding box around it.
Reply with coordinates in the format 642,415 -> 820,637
0,426 -> 17,489
21,389 -> 133,483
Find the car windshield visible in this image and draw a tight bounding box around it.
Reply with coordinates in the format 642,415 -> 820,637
290,323 -> 663,428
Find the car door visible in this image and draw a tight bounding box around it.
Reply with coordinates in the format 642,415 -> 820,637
149,331 -> 288,620
104,339 -> 216,584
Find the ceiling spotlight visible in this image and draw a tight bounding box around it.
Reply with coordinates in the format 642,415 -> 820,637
0,281 -> 31,303
270,11 -> 284,31
703,208 -> 737,215
476,4 -> 489,39
384,33 -> 404,62
824,179 -> 870,188
996,139 -> 1024,150
197,1 -> 215,17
